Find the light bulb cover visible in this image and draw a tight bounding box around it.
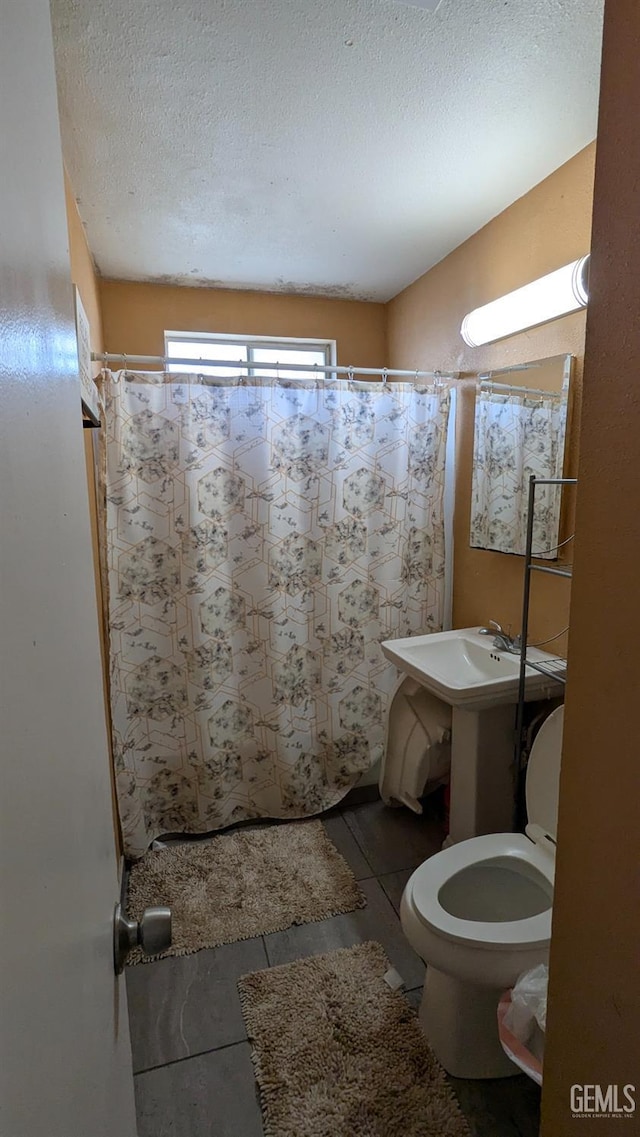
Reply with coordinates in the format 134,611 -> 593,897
460,255 -> 590,347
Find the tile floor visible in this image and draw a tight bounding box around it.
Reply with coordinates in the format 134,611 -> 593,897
127,799 -> 541,1137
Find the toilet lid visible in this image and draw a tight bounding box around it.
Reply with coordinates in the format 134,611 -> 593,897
526,705 -> 564,841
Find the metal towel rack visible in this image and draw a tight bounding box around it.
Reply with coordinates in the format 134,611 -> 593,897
514,476 -> 577,818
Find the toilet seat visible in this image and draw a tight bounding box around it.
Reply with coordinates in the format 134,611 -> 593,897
408,832 -> 554,951
407,705 -> 563,953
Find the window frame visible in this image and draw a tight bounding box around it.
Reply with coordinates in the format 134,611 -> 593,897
164,330 -> 336,378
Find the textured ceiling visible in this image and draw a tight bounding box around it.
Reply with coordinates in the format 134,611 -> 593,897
51,0 -> 604,301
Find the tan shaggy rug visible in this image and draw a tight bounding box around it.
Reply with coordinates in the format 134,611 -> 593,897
238,941 -> 471,1137
126,820 -> 365,963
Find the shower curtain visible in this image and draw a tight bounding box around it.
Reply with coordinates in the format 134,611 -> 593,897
101,370 -> 451,857
469,390 -> 567,557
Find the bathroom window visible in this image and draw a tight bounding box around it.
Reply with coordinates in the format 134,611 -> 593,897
165,331 -> 335,379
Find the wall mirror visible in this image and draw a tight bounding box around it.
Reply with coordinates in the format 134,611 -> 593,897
469,353 -> 573,557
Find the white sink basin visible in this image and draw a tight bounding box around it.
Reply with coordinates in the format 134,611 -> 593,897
381,627 -> 564,709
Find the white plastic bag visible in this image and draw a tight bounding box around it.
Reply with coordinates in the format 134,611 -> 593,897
504,964 -> 548,1036
497,964 -> 548,1084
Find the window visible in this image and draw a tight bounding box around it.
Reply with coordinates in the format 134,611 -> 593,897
165,331 -> 335,380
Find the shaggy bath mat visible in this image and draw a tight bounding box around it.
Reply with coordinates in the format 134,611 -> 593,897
126,820 -> 366,963
238,941 -> 470,1137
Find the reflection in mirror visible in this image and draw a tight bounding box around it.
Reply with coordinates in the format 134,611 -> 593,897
469,354 -> 572,557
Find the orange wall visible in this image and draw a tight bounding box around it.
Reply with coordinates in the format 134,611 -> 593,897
64,172 -> 103,360
99,279 -> 388,370
64,167 -> 105,640
64,170 -> 122,858
387,144 -> 596,647
542,3 -> 640,1130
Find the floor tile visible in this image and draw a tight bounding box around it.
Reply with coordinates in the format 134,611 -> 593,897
403,987 -> 540,1137
342,799 -> 445,875
322,813 -> 375,880
378,867 -> 413,914
134,1043 -> 264,1137
263,876 -> 425,989
404,986 -> 423,1011
340,782 -> 381,807
126,937 -> 268,1072
447,1073 -> 541,1137
128,806 -> 539,1137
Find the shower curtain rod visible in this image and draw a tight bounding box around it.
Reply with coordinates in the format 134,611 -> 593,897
91,352 -> 458,382
479,379 -> 562,398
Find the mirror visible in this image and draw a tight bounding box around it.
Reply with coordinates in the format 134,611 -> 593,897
469,354 -> 572,557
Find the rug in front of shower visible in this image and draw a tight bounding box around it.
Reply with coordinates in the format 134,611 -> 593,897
238,941 -> 470,1137
126,820 -> 366,963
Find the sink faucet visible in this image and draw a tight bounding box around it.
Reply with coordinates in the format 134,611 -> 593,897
478,620 -> 521,654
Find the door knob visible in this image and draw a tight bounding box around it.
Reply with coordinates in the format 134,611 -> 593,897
113,902 -> 172,973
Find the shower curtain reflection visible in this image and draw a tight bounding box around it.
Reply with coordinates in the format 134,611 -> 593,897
470,388 -> 567,557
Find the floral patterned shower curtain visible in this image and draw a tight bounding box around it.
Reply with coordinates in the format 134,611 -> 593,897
101,371 -> 451,857
469,390 -> 567,557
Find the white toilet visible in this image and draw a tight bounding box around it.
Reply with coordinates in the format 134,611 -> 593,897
401,704 -> 563,1079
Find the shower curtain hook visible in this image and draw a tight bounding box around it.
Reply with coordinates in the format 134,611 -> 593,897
381,368 -> 388,385
348,364 -> 354,383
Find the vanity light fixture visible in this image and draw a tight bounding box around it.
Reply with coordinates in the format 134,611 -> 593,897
460,255 -> 590,347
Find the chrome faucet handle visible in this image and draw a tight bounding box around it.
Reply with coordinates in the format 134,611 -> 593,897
493,631 -> 522,654
478,619 -> 503,635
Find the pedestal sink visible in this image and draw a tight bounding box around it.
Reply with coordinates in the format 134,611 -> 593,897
381,627 -> 563,843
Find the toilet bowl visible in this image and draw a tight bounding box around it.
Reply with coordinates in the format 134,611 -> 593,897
401,704 -> 563,1079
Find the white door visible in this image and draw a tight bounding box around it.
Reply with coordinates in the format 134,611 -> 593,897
0,1 -> 138,1134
